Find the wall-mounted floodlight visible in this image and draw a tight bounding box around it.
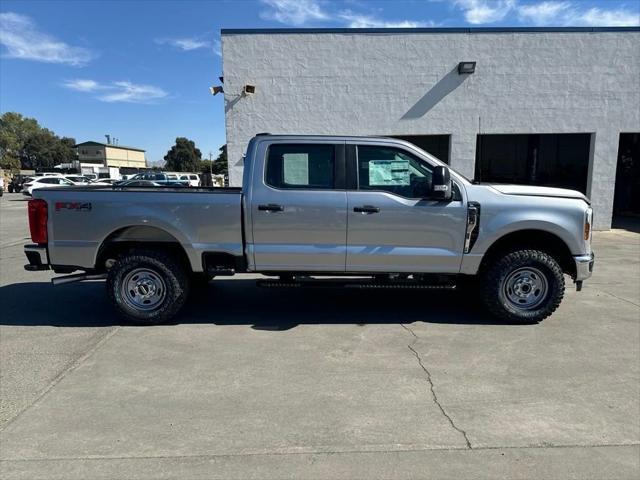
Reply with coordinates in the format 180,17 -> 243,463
209,86 -> 224,95
243,84 -> 256,95
457,61 -> 476,74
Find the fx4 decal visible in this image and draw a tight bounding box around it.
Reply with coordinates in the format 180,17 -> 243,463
55,202 -> 92,212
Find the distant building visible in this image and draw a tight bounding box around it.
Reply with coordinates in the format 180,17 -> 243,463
75,141 -> 146,170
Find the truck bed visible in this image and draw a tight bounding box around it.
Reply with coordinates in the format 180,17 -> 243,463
34,186 -> 244,272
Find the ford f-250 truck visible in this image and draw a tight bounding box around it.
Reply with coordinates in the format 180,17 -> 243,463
24,135 -> 594,324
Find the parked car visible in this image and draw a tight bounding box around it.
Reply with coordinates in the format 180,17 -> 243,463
164,181 -> 188,188
129,172 -> 190,187
9,174 -> 60,193
63,175 -> 95,184
0,176 -> 4,197
32,172 -> 63,178
62,175 -> 112,187
22,176 -> 76,196
7,174 -> 30,193
23,134 -> 594,325
113,180 -> 162,187
179,173 -> 200,187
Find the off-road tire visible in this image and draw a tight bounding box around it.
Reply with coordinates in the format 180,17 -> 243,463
107,249 -> 190,325
481,249 -> 564,323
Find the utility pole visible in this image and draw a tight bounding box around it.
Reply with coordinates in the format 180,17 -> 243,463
208,152 -> 213,176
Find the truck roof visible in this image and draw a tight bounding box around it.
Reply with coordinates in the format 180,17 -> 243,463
253,134 -> 415,142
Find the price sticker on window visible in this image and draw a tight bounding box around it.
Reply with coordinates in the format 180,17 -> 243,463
368,160 -> 410,186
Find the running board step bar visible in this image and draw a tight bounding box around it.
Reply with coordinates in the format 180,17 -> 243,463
206,267 -> 235,276
52,273 -> 107,286
256,279 -> 457,290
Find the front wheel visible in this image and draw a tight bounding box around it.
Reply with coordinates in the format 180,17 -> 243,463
481,249 -> 565,323
107,249 -> 190,324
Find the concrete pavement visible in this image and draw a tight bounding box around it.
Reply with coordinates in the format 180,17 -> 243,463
1,192 -> 638,479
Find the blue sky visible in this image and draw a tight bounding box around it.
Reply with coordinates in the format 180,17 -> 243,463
1,0 -> 639,164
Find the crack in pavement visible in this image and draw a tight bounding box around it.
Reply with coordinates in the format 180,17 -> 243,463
2,442 -> 639,463
400,324 -> 472,449
596,289 -> 640,308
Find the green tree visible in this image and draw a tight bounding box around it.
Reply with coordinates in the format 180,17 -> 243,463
163,137 -> 202,172
213,144 -> 228,175
0,112 -> 39,171
199,144 -> 228,175
0,112 -> 76,171
22,130 -> 77,169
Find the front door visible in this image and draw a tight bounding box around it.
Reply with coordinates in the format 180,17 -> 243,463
250,141 -> 347,271
346,143 -> 467,273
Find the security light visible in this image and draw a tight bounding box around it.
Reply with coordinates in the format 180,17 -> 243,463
458,61 -> 476,74
243,84 -> 256,95
209,86 -> 224,95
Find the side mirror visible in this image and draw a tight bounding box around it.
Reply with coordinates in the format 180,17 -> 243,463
431,166 -> 452,201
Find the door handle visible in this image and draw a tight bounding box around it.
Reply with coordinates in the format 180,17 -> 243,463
258,203 -> 284,212
353,205 -> 380,214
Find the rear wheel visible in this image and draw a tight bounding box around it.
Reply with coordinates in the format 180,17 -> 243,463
481,249 -> 565,323
107,249 -> 190,324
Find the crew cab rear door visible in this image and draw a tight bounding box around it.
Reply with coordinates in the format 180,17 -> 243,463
248,140 -> 347,271
345,142 -> 467,273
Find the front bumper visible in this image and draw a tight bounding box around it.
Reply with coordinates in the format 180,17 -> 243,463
24,244 -> 50,271
574,253 -> 594,282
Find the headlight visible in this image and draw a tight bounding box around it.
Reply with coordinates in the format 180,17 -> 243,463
584,208 -> 593,241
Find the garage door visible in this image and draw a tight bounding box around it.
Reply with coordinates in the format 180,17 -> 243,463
474,133 -> 591,193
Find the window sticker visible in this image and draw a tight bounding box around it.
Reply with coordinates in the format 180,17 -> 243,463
368,159 -> 410,186
283,153 -> 309,184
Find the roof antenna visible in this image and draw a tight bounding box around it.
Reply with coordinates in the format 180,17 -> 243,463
105,134 -> 111,145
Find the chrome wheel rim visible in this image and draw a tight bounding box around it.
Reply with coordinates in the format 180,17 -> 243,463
502,267 -> 548,310
121,268 -> 166,311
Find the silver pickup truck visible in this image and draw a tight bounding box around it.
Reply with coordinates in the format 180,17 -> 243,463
24,134 -> 594,324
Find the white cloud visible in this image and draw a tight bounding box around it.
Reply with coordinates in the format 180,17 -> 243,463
518,1 -> 572,25
63,79 -> 168,103
570,7 -> 639,27
212,39 -> 222,57
99,81 -> 167,103
0,12 -> 93,66
155,36 -> 221,56
517,1 -> 639,26
62,79 -> 104,92
155,37 -> 208,51
260,0 -> 432,28
454,0 -> 516,24
259,0 -> 329,25
338,11 -> 432,28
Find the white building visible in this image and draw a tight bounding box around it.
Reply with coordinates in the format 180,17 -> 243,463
222,27 -> 640,229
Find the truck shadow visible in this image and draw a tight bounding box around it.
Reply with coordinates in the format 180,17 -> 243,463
0,280 -> 527,328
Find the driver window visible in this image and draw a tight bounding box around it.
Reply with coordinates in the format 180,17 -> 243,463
356,145 -> 433,198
